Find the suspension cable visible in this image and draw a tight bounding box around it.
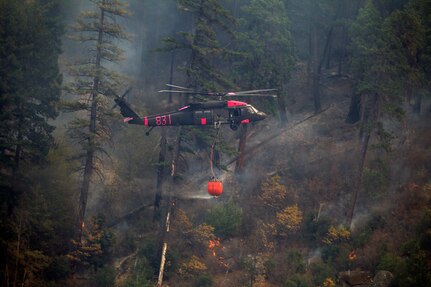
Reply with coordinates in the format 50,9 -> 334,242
209,127 -> 222,179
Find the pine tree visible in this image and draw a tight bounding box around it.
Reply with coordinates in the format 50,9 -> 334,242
0,1 -> 64,285
287,0 -> 352,113
158,0 -> 237,182
349,0 -> 384,97
347,0 -> 384,225
346,0 -> 414,225
403,0 -> 431,113
383,6 -> 425,113
0,0 -> 62,215
65,0 -> 129,241
164,0 -> 236,90
3,145 -> 77,286
230,0 -> 294,174
235,0 -> 295,123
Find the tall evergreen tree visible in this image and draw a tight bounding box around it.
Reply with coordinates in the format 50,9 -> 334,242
349,0 -> 384,99
65,0 -> 129,241
230,0 -> 295,174
347,0 -> 385,225
404,0 -> 431,113
346,0 -> 416,224
0,0 -> 62,216
286,0 -> 352,113
235,0 -> 295,124
383,6 -> 425,113
0,0 -> 64,285
164,0 -> 236,90
160,0 -> 237,180
154,2 -> 236,284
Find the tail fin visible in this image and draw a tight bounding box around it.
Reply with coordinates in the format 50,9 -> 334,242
114,98 -> 143,125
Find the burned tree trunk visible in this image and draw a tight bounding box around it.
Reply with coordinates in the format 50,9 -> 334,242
413,92 -> 422,114
156,129 -> 182,286
348,93 -> 381,227
347,131 -> 370,227
311,25 -> 322,113
235,125 -> 248,175
76,6 -> 104,241
154,52 -> 175,221
277,93 -> 289,125
153,127 -> 167,221
338,25 -> 348,76
67,0 -> 129,242
346,93 -> 361,124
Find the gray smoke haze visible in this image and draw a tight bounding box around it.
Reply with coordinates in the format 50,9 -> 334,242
58,0 -> 428,232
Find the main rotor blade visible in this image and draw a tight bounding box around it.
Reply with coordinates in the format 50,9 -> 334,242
226,93 -> 278,98
165,84 -> 192,90
158,88 -> 277,98
229,88 -> 278,94
158,90 -> 217,95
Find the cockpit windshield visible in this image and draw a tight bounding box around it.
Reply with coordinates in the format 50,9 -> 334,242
246,105 -> 259,114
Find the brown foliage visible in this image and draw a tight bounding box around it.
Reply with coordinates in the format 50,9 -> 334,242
259,175 -> 289,210
177,255 -> 207,278
276,204 -> 303,233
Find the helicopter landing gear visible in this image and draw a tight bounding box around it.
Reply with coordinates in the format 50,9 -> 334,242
230,123 -> 239,131
230,122 -> 239,130
145,126 -> 155,136
214,121 -> 222,129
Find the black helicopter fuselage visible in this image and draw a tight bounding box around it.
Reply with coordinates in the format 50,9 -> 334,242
116,99 -> 266,130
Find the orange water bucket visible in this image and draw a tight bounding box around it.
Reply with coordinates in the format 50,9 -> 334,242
208,180 -> 223,197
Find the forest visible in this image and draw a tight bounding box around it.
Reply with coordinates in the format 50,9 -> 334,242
1,0 -> 430,286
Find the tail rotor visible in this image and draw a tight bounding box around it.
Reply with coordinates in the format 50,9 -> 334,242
111,87 -> 132,110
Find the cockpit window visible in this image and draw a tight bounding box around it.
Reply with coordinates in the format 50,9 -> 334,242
246,105 -> 258,113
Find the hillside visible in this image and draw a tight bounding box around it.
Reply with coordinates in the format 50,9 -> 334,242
104,67 -> 431,287
2,1 -> 430,287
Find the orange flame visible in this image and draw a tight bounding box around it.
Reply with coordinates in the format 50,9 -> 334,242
348,250 -> 357,261
208,238 -> 230,269
208,239 -> 221,249
208,238 -> 221,257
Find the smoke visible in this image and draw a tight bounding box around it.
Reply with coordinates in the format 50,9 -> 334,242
349,209 -> 372,232
307,248 -> 322,265
178,193 -> 215,200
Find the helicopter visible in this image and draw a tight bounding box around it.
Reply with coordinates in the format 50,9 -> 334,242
114,84 -> 277,133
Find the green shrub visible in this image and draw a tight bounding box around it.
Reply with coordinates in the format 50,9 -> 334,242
263,257 -> 276,278
287,250 -> 306,273
321,245 -> 339,263
399,240 -> 431,287
351,214 -> 386,248
193,273 -> 213,287
45,256 -> 71,280
138,238 -> 158,270
284,274 -> 312,287
206,199 -> 242,238
303,212 -> 330,244
93,265 -> 116,287
123,258 -> 154,287
418,208 -> 431,250
309,262 -> 334,286
378,252 -> 402,272
363,159 -> 390,198
379,242 -> 431,287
